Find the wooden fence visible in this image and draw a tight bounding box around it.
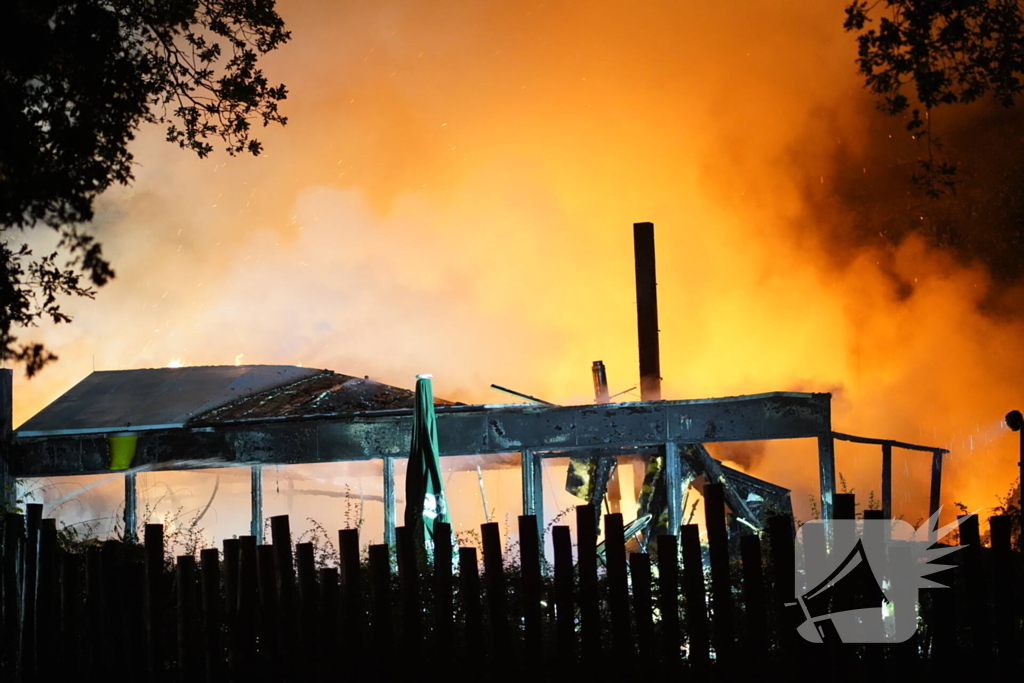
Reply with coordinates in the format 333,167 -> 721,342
0,485 -> 1020,681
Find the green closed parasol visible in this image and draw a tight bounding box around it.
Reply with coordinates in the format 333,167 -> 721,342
404,374 -> 449,553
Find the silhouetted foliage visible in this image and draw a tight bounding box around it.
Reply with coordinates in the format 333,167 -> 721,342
0,0 -> 289,376
844,0 -> 1024,197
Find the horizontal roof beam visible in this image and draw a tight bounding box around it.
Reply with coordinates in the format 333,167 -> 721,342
831,431 -> 948,454
9,392 -> 832,477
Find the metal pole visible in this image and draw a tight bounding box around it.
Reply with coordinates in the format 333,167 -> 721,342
521,449 -> 543,538
384,457 -> 396,547
929,450 -> 943,533
250,465 -> 263,544
124,472 -> 138,543
817,434 -> 836,521
665,442 -> 681,532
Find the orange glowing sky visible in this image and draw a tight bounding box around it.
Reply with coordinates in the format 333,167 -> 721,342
10,0 -> 1024,525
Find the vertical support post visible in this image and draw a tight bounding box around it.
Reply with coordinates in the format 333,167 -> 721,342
520,450 -> 542,537
0,369 -> 12,511
250,465 -> 263,545
384,456 -> 396,547
817,433 -> 836,521
929,450 -> 943,536
664,441 -> 681,532
881,443 -> 892,521
633,222 -> 661,401
124,472 -> 138,543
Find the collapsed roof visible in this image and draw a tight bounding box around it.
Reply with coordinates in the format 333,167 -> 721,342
16,366 -> 456,436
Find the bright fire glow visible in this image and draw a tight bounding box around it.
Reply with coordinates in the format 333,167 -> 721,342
10,1 -> 1024,529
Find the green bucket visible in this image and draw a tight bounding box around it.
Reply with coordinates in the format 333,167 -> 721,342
108,434 -> 138,470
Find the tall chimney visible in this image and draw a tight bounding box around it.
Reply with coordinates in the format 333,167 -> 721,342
592,361 -> 610,403
633,222 -> 661,401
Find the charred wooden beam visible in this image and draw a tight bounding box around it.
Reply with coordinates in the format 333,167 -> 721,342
929,451 -> 943,531
9,393 -> 832,477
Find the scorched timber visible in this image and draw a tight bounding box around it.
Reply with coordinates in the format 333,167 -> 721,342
9,392 -> 831,477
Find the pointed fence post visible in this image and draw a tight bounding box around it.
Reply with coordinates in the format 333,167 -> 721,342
338,527 -> 362,662
679,526 -> 708,670
576,505 -> 600,669
458,547 -> 484,671
630,552 -> 654,663
176,555 -> 201,682
552,525 -> 576,670
481,522 -> 510,665
144,524 -> 164,680
604,513 -> 631,672
317,567 -> 340,679
518,515 -> 543,666
396,526 -> 422,674
200,548 -> 224,682
369,544 -> 393,677
433,521 -> 454,664
740,534 -> 768,659
703,483 -> 734,663
236,536 -> 259,678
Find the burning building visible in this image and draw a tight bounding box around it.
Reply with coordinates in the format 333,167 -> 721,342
0,224 -> 951,553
